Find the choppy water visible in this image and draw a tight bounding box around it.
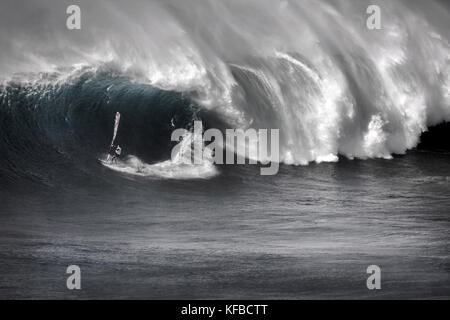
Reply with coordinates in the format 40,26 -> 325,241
1,151 -> 449,299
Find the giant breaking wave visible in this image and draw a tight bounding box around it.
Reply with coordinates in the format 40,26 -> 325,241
1,0 -> 450,182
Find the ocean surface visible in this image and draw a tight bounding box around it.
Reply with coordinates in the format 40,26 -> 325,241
1,150 -> 450,299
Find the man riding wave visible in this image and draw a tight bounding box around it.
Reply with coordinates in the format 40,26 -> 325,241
108,144 -> 122,163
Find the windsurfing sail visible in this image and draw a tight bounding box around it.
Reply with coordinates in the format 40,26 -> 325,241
110,112 -> 121,147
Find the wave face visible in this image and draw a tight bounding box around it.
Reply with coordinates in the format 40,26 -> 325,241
1,0 -> 450,182
0,68 -> 215,182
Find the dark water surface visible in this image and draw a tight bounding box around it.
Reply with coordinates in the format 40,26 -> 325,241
1,151 -> 449,299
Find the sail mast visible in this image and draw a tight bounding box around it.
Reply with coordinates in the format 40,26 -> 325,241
110,112 -> 121,147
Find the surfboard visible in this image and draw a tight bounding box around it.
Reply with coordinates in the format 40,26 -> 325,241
101,112 -> 121,166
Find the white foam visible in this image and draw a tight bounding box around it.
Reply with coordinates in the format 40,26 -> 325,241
101,155 -> 218,180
